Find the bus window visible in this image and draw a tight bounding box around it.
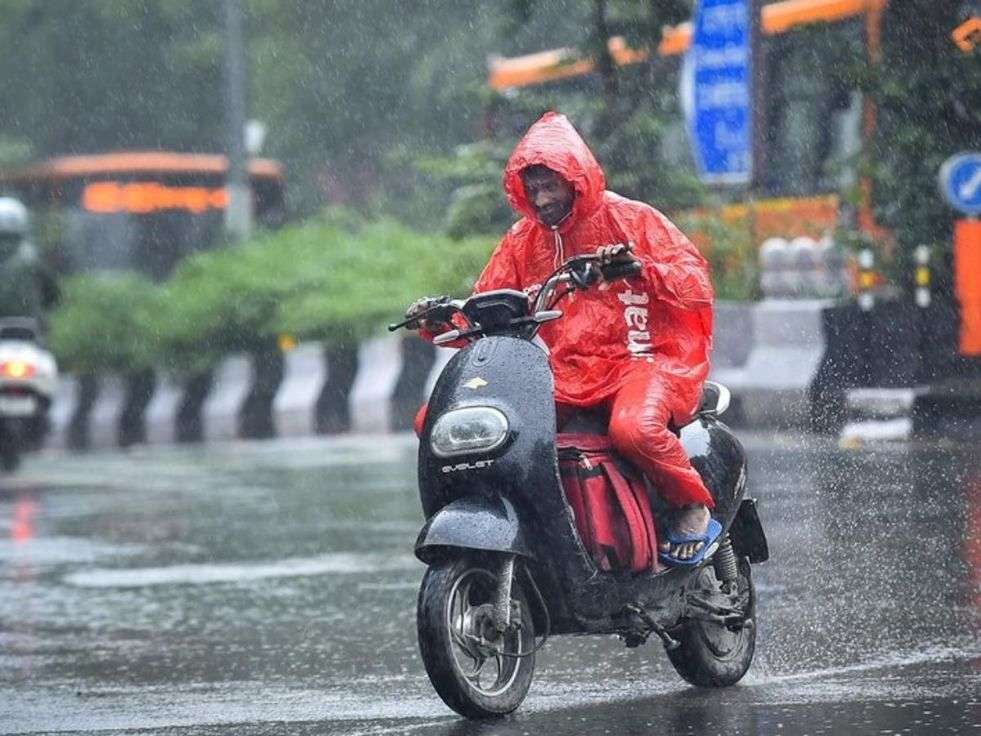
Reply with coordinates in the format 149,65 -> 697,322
762,21 -> 864,197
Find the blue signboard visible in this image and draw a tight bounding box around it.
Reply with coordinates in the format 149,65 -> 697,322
939,152 -> 981,216
687,0 -> 753,185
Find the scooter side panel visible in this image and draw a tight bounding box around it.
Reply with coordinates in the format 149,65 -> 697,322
679,416 -> 747,525
418,336 -> 594,627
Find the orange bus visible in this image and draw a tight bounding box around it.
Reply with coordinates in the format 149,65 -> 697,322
1,152 -> 285,279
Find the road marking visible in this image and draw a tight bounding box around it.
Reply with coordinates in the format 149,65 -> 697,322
64,552 -> 418,588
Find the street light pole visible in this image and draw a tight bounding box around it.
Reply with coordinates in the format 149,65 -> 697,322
223,0 -> 252,242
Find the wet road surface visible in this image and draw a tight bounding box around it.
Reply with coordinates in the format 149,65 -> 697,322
1,433 -> 978,734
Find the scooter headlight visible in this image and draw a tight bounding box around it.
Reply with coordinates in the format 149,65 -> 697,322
430,406 -> 509,458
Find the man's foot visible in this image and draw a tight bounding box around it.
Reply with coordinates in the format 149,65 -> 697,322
658,504 -> 711,561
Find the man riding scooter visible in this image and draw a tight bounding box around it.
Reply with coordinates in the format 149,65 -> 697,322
407,112 -> 718,566
0,197 -> 59,323
0,196 -> 59,462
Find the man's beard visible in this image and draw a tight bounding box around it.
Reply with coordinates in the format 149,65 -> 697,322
538,204 -> 571,227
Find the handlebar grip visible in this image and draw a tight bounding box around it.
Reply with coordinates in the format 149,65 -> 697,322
600,260 -> 642,281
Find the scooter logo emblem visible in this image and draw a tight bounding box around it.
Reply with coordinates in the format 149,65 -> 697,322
464,377 -> 488,390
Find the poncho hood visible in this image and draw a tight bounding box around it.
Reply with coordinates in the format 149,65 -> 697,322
502,112 -> 606,231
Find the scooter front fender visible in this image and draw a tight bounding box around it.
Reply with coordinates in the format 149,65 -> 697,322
414,495 -> 533,564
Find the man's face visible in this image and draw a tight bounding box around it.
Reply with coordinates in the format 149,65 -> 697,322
521,166 -> 575,227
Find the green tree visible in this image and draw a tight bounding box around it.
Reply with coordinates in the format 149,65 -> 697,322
0,2 -> 224,156
417,0 -> 703,240
870,1 -> 980,285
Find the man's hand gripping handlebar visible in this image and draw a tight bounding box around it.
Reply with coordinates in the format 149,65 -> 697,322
388,296 -> 462,333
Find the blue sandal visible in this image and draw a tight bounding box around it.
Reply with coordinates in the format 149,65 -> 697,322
658,518 -> 722,567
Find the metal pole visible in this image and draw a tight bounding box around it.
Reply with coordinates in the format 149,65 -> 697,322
223,0 -> 252,242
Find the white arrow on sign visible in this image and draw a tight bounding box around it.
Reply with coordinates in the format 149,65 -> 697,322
959,167 -> 981,200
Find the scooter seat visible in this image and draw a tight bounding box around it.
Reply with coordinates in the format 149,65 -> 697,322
556,432 -> 613,452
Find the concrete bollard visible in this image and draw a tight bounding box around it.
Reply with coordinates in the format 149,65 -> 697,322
145,372 -> 186,444
176,370 -> 214,443
349,336 -> 403,434
67,375 -> 100,451
391,336 -> 436,432
203,356 -> 251,441
759,237 -> 790,298
237,345 -> 285,440
315,343 -> 359,435
117,368 -> 157,447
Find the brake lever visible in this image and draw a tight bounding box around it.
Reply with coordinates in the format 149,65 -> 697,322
388,298 -> 451,332
569,261 -> 601,289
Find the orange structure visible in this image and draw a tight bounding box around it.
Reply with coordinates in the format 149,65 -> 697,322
2,151 -> 284,216
11,152 -> 283,181
488,0 -> 888,91
954,218 -> 981,356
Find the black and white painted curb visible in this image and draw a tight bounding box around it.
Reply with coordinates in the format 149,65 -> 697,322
48,298 -> 973,451
47,301 -> 831,450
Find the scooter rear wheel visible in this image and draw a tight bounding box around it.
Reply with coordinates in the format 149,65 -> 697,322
666,556 -> 756,687
417,555 -> 536,718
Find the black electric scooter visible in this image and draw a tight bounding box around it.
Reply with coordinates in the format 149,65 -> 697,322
390,255 -> 769,719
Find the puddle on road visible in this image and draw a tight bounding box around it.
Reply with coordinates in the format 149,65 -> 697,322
0,536 -> 146,566
63,552 -> 419,588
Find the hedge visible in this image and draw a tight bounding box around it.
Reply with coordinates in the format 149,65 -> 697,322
49,214 -> 496,375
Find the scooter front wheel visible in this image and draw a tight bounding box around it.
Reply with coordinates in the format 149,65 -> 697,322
417,555 -> 536,718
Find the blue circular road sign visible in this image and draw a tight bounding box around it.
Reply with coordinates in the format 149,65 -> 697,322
939,152 -> 981,216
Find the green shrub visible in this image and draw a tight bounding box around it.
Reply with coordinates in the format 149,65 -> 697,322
157,224 -> 327,373
47,212 -> 497,377
674,210 -> 759,302
48,273 -> 163,374
156,213 -> 496,372
273,218 -> 494,344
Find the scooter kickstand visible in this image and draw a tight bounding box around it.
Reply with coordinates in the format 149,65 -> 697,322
623,604 -> 681,651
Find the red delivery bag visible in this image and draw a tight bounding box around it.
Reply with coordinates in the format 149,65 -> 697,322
557,433 -> 661,573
